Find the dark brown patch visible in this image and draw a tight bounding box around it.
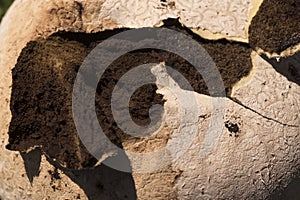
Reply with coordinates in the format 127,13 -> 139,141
7,37 -> 95,169
249,0 -> 300,53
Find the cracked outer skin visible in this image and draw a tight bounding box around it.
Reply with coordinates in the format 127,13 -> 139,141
170,53 -> 300,199
0,0 -> 299,199
131,58 -> 299,199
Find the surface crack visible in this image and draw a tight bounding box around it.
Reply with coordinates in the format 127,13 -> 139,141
228,97 -> 299,128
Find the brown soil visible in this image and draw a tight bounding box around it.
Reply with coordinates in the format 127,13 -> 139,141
7,37 -> 95,169
7,21 -> 252,169
249,0 -> 300,53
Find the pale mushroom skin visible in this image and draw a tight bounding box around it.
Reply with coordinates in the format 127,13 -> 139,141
0,0 -> 299,199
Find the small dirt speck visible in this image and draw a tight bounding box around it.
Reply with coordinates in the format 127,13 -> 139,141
225,121 -> 239,135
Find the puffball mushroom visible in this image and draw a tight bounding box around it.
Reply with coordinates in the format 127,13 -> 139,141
0,0 -> 299,199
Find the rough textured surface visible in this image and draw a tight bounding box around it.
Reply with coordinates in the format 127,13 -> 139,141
127,59 -> 299,199
249,0 -> 300,54
98,0 -> 262,41
0,151 -> 87,200
232,53 -> 299,126
0,0 -> 299,199
170,53 -> 299,199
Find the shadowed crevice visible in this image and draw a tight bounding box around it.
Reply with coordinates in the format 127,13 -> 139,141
44,151 -> 137,200
21,149 -> 42,184
261,51 -> 300,86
